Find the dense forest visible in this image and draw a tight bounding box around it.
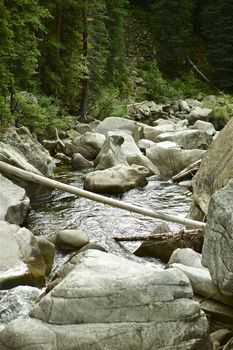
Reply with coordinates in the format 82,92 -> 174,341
0,0 -> 233,133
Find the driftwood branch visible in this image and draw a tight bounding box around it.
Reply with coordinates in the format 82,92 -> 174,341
172,159 -> 201,182
0,161 -> 206,229
114,229 -> 203,242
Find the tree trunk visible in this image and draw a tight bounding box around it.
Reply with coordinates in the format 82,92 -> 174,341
79,9 -> 89,119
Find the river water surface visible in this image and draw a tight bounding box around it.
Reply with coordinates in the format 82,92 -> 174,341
26,163 -> 192,270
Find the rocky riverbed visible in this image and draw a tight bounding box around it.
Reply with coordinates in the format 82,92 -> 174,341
1,97 -> 233,349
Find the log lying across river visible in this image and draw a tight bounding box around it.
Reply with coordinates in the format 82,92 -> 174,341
0,161 -> 206,229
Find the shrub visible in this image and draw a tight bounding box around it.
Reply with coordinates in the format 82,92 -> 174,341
90,87 -> 127,120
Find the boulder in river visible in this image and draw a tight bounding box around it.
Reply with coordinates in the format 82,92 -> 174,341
154,129 -> 213,150
146,142 -> 205,180
71,153 -> 93,169
0,250 -> 211,349
55,229 -> 89,251
191,117 -> 233,217
0,174 -> 29,225
72,132 -> 105,160
94,134 -> 128,170
202,179 -> 233,296
84,164 -> 149,194
0,221 -> 45,289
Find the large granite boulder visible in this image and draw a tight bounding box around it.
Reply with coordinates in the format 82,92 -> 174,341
0,250 -> 211,349
94,134 -> 128,170
202,180 -> 233,296
0,221 -> 45,289
95,117 -> 142,142
0,127 -> 55,177
167,248 -> 233,307
146,142 -> 205,180
0,142 -> 51,198
71,132 -> 105,160
84,164 -> 149,194
108,131 -> 159,175
187,107 -> 212,124
0,174 -> 29,225
154,129 -> 213,150
191,117 -> 233,216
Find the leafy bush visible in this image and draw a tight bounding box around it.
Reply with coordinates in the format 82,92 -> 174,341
90,87 -> 127,120
202,95 -> 233,125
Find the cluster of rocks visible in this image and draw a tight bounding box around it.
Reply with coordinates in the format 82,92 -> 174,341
0,98 -> 232,348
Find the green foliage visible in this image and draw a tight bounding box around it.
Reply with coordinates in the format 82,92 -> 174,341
202,95 -> 233,124
202,0 -> 233,90
13,93 -> 62,135
149,0 -> 195,78
90,87 -> 127,120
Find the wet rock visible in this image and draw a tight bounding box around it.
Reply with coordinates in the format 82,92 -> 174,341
84,164 -> 149,194
146,142 -> 205,180
72,132 -> 105,160
71,153 -> 93,169
202,180 -> 233,296
55,229 -> 89,251
0,250 -> 211,350
94,134 -> 128,170
0,174 -> 29,225
0,221 -> 45,289
0,286 -> 41,330
36,237 -> 55,276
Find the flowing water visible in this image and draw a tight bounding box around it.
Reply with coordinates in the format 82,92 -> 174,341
0,162 -> 192,331
26,162 -> 192,270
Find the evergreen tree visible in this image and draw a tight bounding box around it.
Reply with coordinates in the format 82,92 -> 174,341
149,0 -> 195,78
202,0 -> 233,90
0,0 -> 48,114
105,0 -> 128,89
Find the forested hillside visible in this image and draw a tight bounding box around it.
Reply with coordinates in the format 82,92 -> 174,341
0,0 -> 233,132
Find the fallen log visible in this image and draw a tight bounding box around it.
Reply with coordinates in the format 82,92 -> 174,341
172,159 -> 201,182
114,229 -> 203,242
134,229 -> 204,263
0,161 -> 206,229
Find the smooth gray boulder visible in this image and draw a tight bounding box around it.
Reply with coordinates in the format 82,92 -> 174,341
191,120 -> 216,136
0,222 -> 45,289
146,142 -> 205,180
0,142 -> 52,198
72,132 -> 105,160
84,164 -> 149,194
0,174 -> 29,225
154,129 -> 213,150
36,237 -> 55,276
94,134 -> 128,170
55,229 -> 89,251
0,127 -> 55,176
0,250 -> 211,349
108,131 -> 159,175
202,180 -> 233,296
191,117 -> 233,216
71,153 -> 93,169
187,107 -> 212,124
95,117 -> 142,142
168,248 -> 233,307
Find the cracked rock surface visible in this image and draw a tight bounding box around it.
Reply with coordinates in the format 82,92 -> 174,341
0,250 -> 211,349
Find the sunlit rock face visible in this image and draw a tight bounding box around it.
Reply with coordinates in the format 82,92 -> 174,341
0,250 -> 211,350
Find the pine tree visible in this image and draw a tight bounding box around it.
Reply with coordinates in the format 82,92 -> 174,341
105,0 -> 128,88
149,0 -> 195,78
202,0 -> 233,90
